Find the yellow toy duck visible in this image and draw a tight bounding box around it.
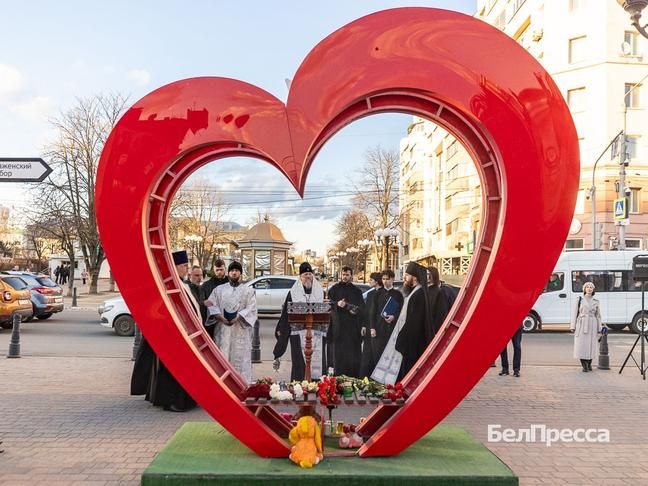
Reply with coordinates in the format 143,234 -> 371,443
288,415 -> 323,468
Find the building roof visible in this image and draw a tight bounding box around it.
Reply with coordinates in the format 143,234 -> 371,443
241,221 -> 290,243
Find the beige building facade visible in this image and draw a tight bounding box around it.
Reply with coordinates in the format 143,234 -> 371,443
399,0 -> 648,275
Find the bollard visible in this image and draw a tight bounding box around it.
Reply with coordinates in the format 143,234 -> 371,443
72,287 -> 78,307
251,319 -> 261,363
132,324 -> 142,361
598,326 -> 610,370
6,313 -> 21,358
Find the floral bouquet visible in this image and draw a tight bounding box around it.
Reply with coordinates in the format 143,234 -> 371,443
317,375 -> 339,406
384,382 -> 405,401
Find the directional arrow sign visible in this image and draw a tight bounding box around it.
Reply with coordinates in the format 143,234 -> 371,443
0,158 -> 52,182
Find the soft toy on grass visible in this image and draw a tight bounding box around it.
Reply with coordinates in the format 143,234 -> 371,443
288,415 -> 323,468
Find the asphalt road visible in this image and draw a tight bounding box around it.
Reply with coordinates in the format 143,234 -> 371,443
1,309 -> 645,369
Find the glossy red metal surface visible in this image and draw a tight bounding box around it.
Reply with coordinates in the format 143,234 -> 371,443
96,8 -> 579,458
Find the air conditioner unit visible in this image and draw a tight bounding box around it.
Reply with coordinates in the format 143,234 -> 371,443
621,41 -> 632,56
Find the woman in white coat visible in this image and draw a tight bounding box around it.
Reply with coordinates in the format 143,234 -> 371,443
570,282 -> 603,372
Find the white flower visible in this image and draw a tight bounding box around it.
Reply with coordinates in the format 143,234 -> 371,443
269,383 -> 281,399
293,384 -> 304,399
277,390 -> 293,400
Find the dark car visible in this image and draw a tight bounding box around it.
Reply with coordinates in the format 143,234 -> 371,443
1,271 -> 64,320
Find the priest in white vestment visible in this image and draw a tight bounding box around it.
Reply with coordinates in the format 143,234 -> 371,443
208,261 -> 257,382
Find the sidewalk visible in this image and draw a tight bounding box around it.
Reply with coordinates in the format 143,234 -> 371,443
60,279 -> 121,311
1,356 -> 647,485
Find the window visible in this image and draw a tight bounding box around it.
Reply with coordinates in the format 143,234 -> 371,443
446,218 -> 459,236
447,141 -> 458,159
626,239 -> 642,249
1,276 -> 28,290
626,135 -> 640,160
569,36 -> 587,64
625,83 -> 641,108
445,195 -> 452,211
447,164 -> 459,180
624,31 -> 640,56
567,87 -> 586,112
569,0 -> 588,11
270,278 -> 296,290
544,272 -> 564,293
565,239 -> 584,250
630,188 -> 641,213
253,279 -> 270,289
575,190 -> 585,215
573,270 -> 640,292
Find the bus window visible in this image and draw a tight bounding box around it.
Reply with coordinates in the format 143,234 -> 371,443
544,272 -> 564,292
572,271 -> 608,292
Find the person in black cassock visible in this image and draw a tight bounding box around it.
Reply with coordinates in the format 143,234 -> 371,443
130,250 -> 197,412
372,269 -> 404,372
200,258 -> 229,339
359,272 -> 383,378
426,266 -> 458,339
327,266 -> 364,377
372,262 -> 430,384
273,262 -> 327,381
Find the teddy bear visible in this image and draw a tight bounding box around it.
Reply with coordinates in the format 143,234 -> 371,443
288,415 -> 323,468
338,424 -> 363,449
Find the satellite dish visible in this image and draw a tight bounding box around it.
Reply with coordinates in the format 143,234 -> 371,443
621,41 -> 632,56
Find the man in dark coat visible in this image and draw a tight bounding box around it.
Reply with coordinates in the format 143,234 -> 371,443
200,258 -> 229,339
327,266 -> 364,377
359,272 -> 383,378
426,266 -> 458,339
395,261 -> 430,381
130,250 -> 196,412
372,269 -> 404,366
273,262 -> 326,381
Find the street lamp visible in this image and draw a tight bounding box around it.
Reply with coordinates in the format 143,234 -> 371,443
183,234 -> 203,264
357,239 -> 372,283
617,1 -> 648,38
374,228 -> 399,270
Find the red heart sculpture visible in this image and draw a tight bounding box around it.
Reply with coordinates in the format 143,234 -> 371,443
97,8 -> 578,458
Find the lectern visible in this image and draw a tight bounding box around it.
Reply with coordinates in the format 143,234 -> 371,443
287,301 -> 331,381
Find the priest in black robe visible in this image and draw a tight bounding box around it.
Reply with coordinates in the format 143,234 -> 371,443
359,272 -> 383,378
130,250 -> 197,412
426,266 -> 458,339
273,262 -> 326,381
327,266 -> 364,377
372,269 -> 404,370
395,262 -> 431,380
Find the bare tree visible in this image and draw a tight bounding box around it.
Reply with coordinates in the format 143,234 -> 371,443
171,179 -> 230,268
26,186 -> 79,295
353,146 -> 400,268
41,93 -> 128,293
332,209 -> 373,273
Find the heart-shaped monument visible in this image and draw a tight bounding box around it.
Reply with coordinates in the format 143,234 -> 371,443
96,8 -> 578,458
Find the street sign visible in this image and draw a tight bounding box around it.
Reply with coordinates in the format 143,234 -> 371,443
0,158 -> 52,182
614,197 -> 628,220
615,218 -> 630,226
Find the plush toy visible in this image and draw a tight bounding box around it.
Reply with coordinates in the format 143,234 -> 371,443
338,424 -> 364,449
288,416 -> 323,468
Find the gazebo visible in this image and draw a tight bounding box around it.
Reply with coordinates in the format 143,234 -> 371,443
237,220 -> 292,279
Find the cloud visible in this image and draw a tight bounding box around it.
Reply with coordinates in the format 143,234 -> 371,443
0,64 -> 23,98
127,68 -> 151,86
10,96 -> 53,121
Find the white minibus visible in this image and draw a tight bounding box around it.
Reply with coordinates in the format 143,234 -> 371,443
522,250 -> 648,333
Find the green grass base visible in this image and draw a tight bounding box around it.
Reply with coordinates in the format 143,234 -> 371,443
142,423 -> 517,485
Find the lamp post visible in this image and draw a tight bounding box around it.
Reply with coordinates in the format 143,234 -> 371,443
346,247 -> 359,275
374,228 -> 399,270
589,131 -> 624,250
357,239 -> 371,283
183,234 -> 203,265
617,1 -> 648,38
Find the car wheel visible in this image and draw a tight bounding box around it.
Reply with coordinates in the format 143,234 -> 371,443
606,324 -> 627,331
522,313 -> 539,333
0,321 -> 13,330
114,315 -> 135,336
36,313 -> 53,320
24,315 -> 33,322
630,313 -> 648,334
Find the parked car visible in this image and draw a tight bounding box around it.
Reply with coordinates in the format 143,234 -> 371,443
246,275 -> 298,313
98,297 -> 135,336
0,275 -> 33,329
1,271 -> 64,321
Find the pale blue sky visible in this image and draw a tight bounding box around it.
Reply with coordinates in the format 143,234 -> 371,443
0,1 -> 476,254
